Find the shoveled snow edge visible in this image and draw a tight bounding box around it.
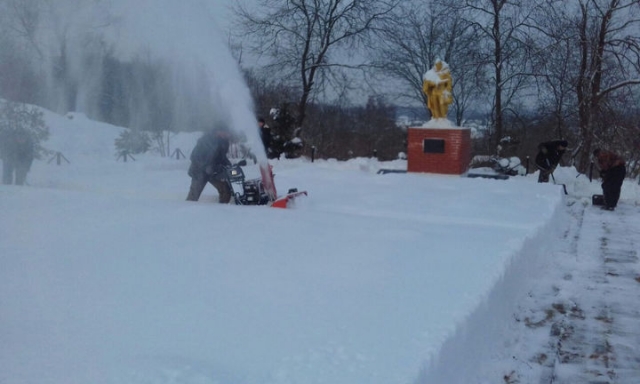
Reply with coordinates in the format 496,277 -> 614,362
417,188 -> 567,383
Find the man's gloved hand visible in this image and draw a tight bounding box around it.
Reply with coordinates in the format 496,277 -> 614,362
206,164 -> 226,176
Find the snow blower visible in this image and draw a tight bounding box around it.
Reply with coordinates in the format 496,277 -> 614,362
222,160 -> 307,208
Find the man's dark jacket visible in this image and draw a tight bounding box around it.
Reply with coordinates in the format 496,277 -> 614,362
0,130 -> 35,167
535,140 -> 567,170
188,130 -> 230,179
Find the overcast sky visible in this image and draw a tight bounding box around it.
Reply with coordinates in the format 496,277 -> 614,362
206,0 -> 388,106
209,0 -> 238,30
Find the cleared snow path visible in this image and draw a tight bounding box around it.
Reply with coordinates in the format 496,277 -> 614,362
504,200 -> 640,384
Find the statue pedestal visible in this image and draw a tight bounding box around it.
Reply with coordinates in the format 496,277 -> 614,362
407,120 -> 471,175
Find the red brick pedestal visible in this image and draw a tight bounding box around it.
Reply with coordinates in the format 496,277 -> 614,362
407,125 -> 471,174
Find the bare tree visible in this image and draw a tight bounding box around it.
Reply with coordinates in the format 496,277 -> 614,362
233,0 -> 400,134
460,0 -> 543,148
527,0 -> 578,141
370,0 -> 486,126
572,0 -> 640,170
0,0 -> 45,103
523,0 -> 640,171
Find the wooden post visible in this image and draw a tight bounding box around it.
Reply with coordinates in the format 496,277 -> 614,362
117,151 -> 136,162
171,148 -> 185,160
47,151 -> 70,165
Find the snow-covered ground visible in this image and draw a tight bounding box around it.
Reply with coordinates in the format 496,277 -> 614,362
1,110 -> 639,384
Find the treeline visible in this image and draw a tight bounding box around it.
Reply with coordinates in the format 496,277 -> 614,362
1,0 -> 639,175
233,0 -> 640,176
247,68 -> 405,161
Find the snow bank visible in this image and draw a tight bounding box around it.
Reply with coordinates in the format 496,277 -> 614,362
418,188 -> 567,383
1,107 -> 581,384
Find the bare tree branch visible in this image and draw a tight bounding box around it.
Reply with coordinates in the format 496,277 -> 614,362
233,0 -> 401,131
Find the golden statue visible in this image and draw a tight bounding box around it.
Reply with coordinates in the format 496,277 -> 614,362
422,60 -> 453,119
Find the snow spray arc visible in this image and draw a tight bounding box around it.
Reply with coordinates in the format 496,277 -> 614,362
11,0 -> 266,161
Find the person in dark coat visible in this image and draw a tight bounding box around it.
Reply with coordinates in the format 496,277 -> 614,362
535,140 -> 568,183
258,117 -> 271,156
1,130 -> 35,185
186,127 -> 233,203
593,148 -> 626,211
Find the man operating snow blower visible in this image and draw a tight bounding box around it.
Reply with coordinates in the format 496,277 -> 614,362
186,126 -> 233,203
186,124 -> 308,208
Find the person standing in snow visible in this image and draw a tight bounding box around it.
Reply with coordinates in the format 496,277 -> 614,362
258,117 -> 271,157
1,129 -> 35,185
186,127 -> 233,203
593,148 -> 626,211
534,140 -> 568,183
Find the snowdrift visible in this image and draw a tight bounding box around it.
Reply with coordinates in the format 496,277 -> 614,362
0,106 -> 601,384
